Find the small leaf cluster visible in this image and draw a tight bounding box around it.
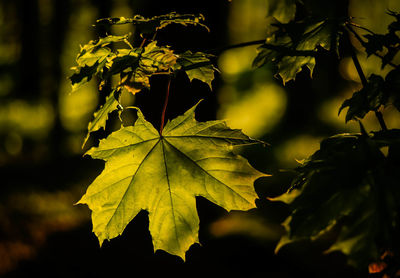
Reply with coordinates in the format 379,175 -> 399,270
69,13 -> 216,147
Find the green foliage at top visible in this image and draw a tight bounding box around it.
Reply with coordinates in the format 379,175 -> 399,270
78,102 -> 266,259
69,14 -> 216,145
95,12 -> 209,33
272,131 -> 400,268
253,3 -> 345,84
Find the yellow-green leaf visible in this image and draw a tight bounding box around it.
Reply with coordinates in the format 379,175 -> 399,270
78,102 -> 267,259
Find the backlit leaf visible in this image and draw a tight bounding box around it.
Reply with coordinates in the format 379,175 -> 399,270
118,41 -> 177,94
78,102 -> 267,259
174,51 -> 216,89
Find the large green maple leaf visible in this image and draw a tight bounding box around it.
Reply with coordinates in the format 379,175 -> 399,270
78,102 -> 266,259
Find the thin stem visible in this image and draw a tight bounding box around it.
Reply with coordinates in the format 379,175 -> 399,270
348,39 -> 368,87
375,111 -> 388,131
160,76 -> 172,134
346,29 -> 388,131
347,21 -> 375,35
139,38 -> 147,48
207,39 -> 265,54
151,31 -> 158,41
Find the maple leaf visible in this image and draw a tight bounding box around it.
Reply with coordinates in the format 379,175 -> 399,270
174,51 -> 216,89
78,101 -> 267,259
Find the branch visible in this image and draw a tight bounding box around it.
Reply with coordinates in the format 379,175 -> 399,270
206,39 -> 265,54
346,28 -> 388,131
345,23 -> 398,69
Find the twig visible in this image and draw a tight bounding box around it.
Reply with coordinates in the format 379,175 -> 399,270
206,39 -> 265,54
345,24 -> 398,69
346,28 -> 388,131
346,22 -> 375,35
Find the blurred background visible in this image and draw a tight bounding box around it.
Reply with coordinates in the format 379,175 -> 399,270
1,0 -> 400,277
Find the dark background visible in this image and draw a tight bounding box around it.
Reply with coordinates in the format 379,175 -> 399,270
1,0 -> 399,277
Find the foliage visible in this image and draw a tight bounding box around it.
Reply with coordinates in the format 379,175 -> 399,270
71,12 -> 264,260
70,1 -> 400,273
261,1 -> 400,273
253,18 -> 344,84
254,0 -> 345,84
272,131 -> 400,267
70,15 -> 215,147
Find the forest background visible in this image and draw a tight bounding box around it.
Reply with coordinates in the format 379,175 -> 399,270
1,0 -> 400,277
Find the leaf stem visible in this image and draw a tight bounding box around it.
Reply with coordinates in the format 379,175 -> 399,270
139,38 -> 147,48
160,75 -> 172,134
346,29 -> 388,131
207,39 -> 265,54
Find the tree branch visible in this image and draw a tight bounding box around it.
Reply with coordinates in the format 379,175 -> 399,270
345,24 -> 398,69
346,28 -> 388,131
